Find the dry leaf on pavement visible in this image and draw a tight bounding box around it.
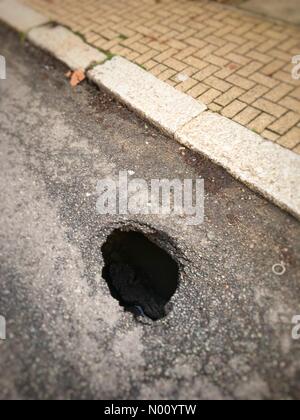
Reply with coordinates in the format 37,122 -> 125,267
65,69 -> 86,87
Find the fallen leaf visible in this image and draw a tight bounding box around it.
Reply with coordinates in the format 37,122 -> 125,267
70,69 -> 86,87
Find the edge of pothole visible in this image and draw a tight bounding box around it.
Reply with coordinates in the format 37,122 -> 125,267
1,0 -> 299,221
98,220 -> 189,324
101,220 -> 188,271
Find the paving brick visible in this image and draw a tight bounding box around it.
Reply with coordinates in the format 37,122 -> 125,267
225,33 -> 247,45
149,64 -> 167,76
248,113 -> 276,133
273,70 -> 299,86
173,67 -> 198,79
214,42 -> 237,57
194,44 -> 218,59
279,38 -> 300,52
250,73 -> 279,88
121,34 -> 143,47
130,42 -> 149,54
101,38 -> 121,51
246,50 -> 273,65
226,53 -> 251,66
280,97 -> 300,113
185,37 -> 206,49
204,35 -> 226,47
232,22 -> 254,36
187,83 -> 209,98
226,74 -> 256,90
262,130 -> 280,142
233,106 -> 261,125
176,28 -> 196,41
252,98 -> 287,118
204,76 -> 232,93
214,24 -> 235,38
157,68 -> 177,82
277,127 -> 300,149
237,61 -> 263,77
244,31 -> 267,44
155,48 -> 178,62
122,50 -> 139,61
223,17 -> 241,28
183,56 -> 207,70
198,88 -> 222,104
253,22 -> 273,34
208,103 -> 223,112
164,57 -> 187,72
256,39 -> 278,54
264,29 -> 288,41
166,39 -> 187,50
176,78 -> 198,93
269,112 -> 300,135
135,50 -> 158,65
294,144 -> 300,155
143,60 -> 157,70
261,60 -> 285,76
221,100 -> 247,118
215,86 -> 245,106
238,41 -> 257,55
290,87 -> 300,101
269,48 -> 294,62
173,46 -> 197,61
264,83 -> 294,102
193,65 -> 219,82
215,67 -> 238,79
147,41 -> 169,53
165,79 -> 177,87
205,54 -> 229,67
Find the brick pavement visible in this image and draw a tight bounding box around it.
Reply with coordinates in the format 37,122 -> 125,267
24,0 -> 300,154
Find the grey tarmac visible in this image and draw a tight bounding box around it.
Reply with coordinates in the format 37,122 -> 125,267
0,25 -> 300,400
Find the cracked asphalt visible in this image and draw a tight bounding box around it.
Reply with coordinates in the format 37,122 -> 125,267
0,25 -> 300,400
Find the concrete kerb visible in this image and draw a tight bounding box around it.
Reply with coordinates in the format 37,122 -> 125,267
1,0 -> 299,221
88,57 -> 207,136
0,0 -> 107,70
28,24 -> 107,71
88,58 -> 300,220
175,112 -> 300,220
0,0 -> 49,33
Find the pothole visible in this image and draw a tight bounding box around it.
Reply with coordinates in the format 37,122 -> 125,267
101,229 -> 180,321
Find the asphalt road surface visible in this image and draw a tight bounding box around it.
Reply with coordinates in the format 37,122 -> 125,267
0,25 -> 299,400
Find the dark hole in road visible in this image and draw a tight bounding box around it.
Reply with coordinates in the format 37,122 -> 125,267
101,229 -> 179,320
